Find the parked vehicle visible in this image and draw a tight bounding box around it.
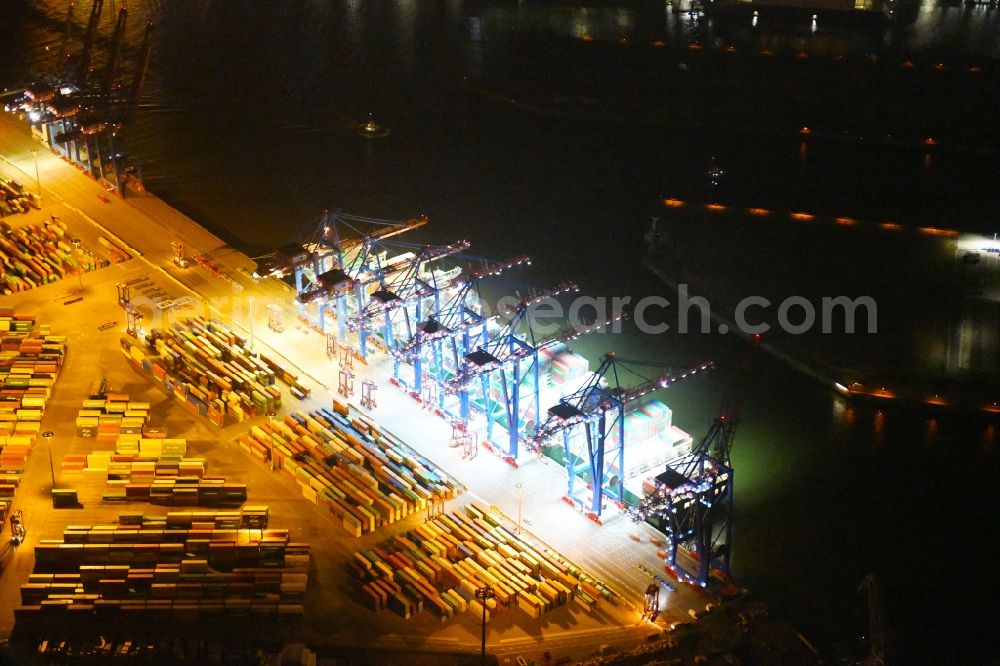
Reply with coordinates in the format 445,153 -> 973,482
10,509 -> 25,545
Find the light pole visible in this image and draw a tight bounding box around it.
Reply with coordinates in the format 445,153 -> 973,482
267,411 -> 276,471
516,483 -> 523,534
73,240 -> 84,289
475,585 -> 495,665
247,296 -> 255,350
30,148 -> 41,200
42,430 -> 55,490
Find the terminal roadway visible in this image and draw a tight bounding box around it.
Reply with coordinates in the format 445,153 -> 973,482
0,114 -> 720,661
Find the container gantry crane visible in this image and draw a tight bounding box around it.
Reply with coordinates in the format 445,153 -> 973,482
389,256 -> 529,412
393,266 -> 624,447
533,355 -> 713,518
258,211 -> 427,337
345,239 -> 469,363
859,574 -> 891,666
338,236 -> 454,357
76,0 -> 104,84
628,393 -> 741,587
318,213 -> 427,343
19,0 -> 151,195
439,283 -> 584,461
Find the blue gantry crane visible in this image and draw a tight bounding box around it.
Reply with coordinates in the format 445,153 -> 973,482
533,355 -> 713,518
392,268 -> 623,460
628,393 -> 741,586
439,283 -> 587,461
389,256 -> 531,408
345,239 -> 470,360
258,211 -> 428,337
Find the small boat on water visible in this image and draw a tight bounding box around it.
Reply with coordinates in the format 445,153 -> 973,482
356,114 -> 390,139
707,157 -> 726,185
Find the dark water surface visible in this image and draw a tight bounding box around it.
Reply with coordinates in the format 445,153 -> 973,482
4,0 -> 1000,660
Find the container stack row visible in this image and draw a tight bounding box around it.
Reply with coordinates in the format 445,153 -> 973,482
0,482 -> 12,534
238,407 -> 462,537
104,457 -> 208,482
75,392 -> 150,440
15,510 -> 309,627
62,435 -> 194,500
62,435 -> 246,505
114,436 -> 187,458
60,453 -> 203,478
62,436 -> 187,473
154,507 -> 269,530
352,502 -> 606,622
120,317 -> 308,427
37,519 -> 305,572
0,218 -> 106,294
105,475 -> 247,506
0,175 -> 38,215
0,312 -> 64,504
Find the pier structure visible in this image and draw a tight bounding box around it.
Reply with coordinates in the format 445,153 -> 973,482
0,97 -> 714,545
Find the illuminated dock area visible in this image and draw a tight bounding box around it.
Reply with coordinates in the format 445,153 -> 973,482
0,112 -> 738,663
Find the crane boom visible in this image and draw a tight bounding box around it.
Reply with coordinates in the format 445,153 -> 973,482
77,0 -> 103,84
58,2 -> 76,71
102,7 -> 127,95
441,282 -> 580,393
129,22 -> 154,108
337,215 -> 429,261
616,361 -> 714,404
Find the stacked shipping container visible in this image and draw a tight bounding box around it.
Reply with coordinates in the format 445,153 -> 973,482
352,502 -> 609,621
15,510 -> 309,627
239,407 -> 462,537
74,392 -> 150,440
0,218 -> 110,294
121,317 -> 309,427
63,436 -> 248,505
0,311 -> 65,522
